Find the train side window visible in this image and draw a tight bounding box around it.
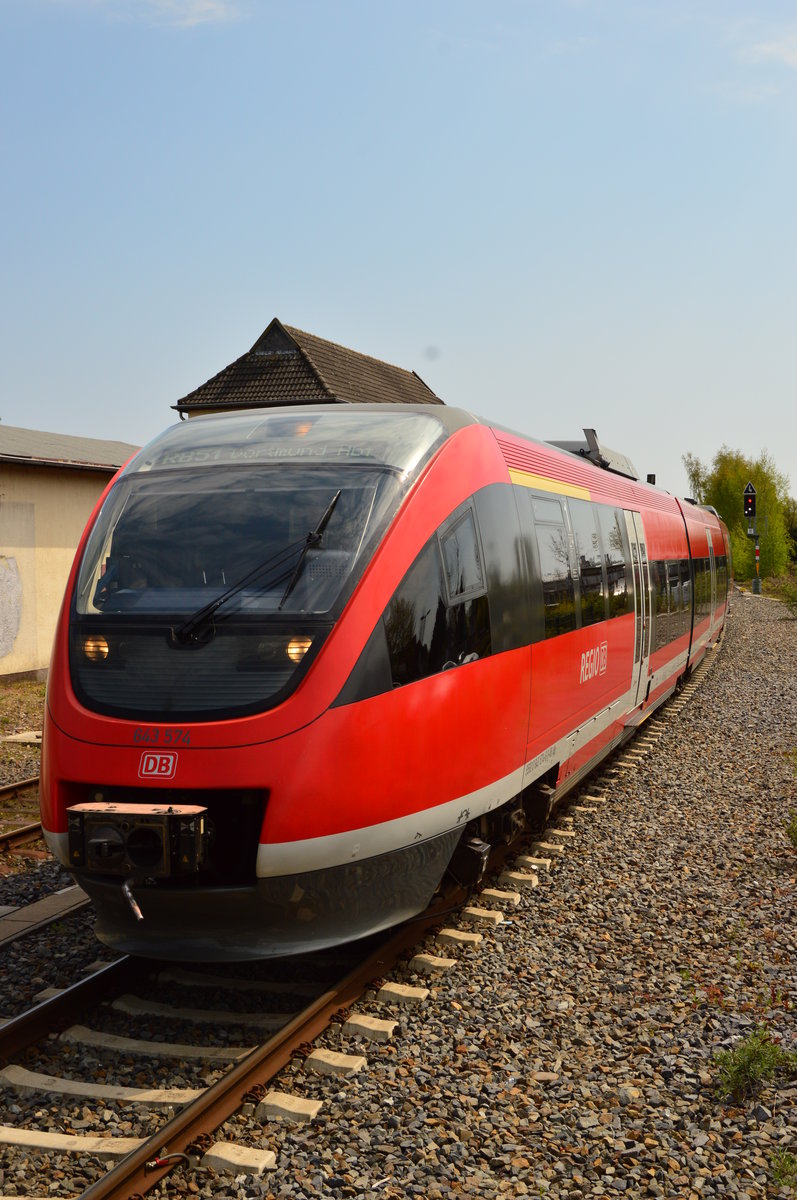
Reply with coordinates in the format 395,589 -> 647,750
568,499 -> 607,626
651,560 -> 681,650
384,539 -> 444,686
717,554 -> 728,598
680,560 -> 692,634
596,507 -> 632,617
440,509 -> 484,601
693,558 -> 704,617
383,516 -> 491,688
649,560 -> 663,651
333,620 -> 393,706
696,557 -> 711,618
529,493 -> 577,639
532,496 -> 562,524
476,484 -> 540,650
667,562 -> 681,613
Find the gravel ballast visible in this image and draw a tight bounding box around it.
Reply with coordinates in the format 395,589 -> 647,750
1,592 -> 796,1198
231,593 -> 796,1200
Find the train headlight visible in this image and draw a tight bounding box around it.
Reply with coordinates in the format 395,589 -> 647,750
286,635 -> 313,664
83,635 -> 110,662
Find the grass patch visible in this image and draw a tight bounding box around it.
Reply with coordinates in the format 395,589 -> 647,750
780,576 -> 797,616
714,1029 -> 797,1102
786,811 -> 797,853
765,568 -> 797,615
772,1149 -> 797,1192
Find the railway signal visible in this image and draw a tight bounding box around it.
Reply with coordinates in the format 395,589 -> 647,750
743,482 -> 756,524
744,482 -> 761,594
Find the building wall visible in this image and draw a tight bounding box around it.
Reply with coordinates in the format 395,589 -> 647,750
0,464 -> 112,680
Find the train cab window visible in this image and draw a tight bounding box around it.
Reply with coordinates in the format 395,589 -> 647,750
529,494 -> 577,639
568,499 -> 607,627
384,508 -> 491,688
596,507 -> 632,618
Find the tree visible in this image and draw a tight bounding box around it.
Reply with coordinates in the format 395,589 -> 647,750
682,446 -> 794,580
784,496 -> 797,563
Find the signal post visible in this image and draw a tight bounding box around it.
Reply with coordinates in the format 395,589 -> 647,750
744,482 -> 761,595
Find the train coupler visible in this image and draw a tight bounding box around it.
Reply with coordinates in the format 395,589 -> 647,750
67,800 -> 208,878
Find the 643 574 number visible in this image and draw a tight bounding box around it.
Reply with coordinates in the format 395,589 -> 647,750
133,727 -> 191,746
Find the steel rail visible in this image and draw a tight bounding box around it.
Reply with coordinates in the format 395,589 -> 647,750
0,821 -> 43,853
0,956 -> 142,1066
0,774 -> 43,850
0,775 -> 40,802
78,884 -> 469,1200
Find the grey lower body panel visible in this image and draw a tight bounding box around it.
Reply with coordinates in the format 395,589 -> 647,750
74,828 -> 461,961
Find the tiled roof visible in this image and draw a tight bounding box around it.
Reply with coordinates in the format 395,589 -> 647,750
174,318 -> 444,413
0,425 -> 139,471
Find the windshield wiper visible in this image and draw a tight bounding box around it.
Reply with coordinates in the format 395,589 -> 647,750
171,539 -> 305,644
171,490 -> 343,644
278,490 -> 342,610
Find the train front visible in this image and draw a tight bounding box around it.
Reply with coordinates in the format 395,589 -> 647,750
41,406 -> 450,960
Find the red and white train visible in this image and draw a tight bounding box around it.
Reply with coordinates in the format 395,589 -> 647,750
41,405 -> 731,960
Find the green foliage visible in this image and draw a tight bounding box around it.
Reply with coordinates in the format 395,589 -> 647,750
786,748 -> 797,849
780,573 -> 797,616
785,497 -> 797,563
714,1028 -> 797,1102
683,446 -> 794,581
771,1148 -> 797,1190
785,811 -> 797,852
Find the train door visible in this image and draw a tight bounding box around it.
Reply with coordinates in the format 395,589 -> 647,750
625,511 -> 651,707
706,527 -> 717,640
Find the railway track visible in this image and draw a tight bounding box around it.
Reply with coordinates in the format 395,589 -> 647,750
0,774 -> 42,851
0,879 -> 474,1198
0,653 -> 722,1197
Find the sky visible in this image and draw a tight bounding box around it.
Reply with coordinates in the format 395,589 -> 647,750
2,0 -> 796,501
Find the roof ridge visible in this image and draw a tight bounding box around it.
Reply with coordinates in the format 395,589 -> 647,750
283,329 -> 337,400
284,325 -> 420,382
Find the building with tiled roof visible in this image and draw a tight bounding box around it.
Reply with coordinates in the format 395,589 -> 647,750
174,318 -> 444,416
1,425 -> 139,681
0,425 -> 139,473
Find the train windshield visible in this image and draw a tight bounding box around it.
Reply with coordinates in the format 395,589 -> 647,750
74,409 -> 447,621
75,467 -> 393,618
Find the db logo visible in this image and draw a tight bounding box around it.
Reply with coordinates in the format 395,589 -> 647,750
138,751 -> 178,779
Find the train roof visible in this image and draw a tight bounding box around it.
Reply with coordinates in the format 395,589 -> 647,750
546,429 -> 639,481
145,404 -> 720,529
